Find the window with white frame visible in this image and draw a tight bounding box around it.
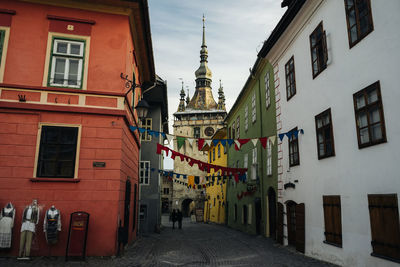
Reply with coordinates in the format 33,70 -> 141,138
244,153 -> 248,168
49,38 -> 84,88
244,105 -> 248,131
140,118 -> 152,141
231,121 -> 235,139
267,140 -> 272,176
251,92 -> 256,123
236,116 -> 240,139
251,148 -> 257,180
139,161 -> 150,185
265,72 -> 271,109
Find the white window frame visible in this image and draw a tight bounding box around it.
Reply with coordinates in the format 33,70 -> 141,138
267,140 -> 272,176
244,105 -> 248,131
251,92 -> 256,123
244,153 -> 248,168
141,118 -> 152,141
50,39 -> 84,88
140,161 -> 150,185
251,148 -> 257,180
265,72 -> 271,109
236,116 -> 240,139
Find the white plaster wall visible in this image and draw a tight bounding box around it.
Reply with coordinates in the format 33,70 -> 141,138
273,0 -> 400,266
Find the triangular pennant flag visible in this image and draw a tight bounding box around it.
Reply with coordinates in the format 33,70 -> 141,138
293,130 -> 299,138
166,134 -> 174,144
205,140 -> 212,147
220,139 -> 227,146
259,137 -> 267,149
138,127 -> 146,133
269,135 -> 276,145
177,136 -> 186,150
198,138 -> 205,150
129,126 -> 137,132
238,139 -> 250,146
251,138 -> 258,147
286,131 -> 293,139
212,139 -> 219,146
234,140 -> 241,150
187,138 -> 195,146
227,139 -> 234,146
279,133 -> 285,141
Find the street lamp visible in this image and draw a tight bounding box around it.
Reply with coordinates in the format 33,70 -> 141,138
135,98 -> 150,120
120,72 -> 150,120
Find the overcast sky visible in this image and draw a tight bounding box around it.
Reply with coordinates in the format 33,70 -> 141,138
147,0 -> 286,169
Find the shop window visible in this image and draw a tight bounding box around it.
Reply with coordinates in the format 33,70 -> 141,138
140,118 -> 152,141
265,72 -> 271,108
139,161 -> 150,185
310,22 -> 328,78
368,194 -> 400,262
49,38 -> 85,88
285,56 -> 296,100
323,195 -> 342,247
289,127 -> 300,166
344,0 -> 373,48
315,108 -> 335,159
353,81 -> 386,148
36,125 -> 79,178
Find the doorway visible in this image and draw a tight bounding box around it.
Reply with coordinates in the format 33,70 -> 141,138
268,187 -> 276,239
181,199 -> 193,217
123,179 -> 131,245
255,198 -> 262,235
286,201 -> 297,247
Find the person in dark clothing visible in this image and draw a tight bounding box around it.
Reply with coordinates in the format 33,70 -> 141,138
177,210 -> 183,229
171,209 -> 177,229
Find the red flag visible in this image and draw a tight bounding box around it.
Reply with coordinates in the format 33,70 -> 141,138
234,173 -> 239,183
259,137 -> 268,149
238,138 -> 251,146
171,150 -> 177,160
198,138 -> 205,150
156,143 -> 162,154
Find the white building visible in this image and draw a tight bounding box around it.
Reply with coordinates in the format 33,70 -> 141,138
260,0 -> 400,266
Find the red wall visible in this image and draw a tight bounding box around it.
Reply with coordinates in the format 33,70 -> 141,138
0,0 -> 142,257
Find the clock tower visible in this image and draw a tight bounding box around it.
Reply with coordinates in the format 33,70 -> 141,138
172,16 -> 227,215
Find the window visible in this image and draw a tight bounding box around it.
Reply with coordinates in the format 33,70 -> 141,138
344,0 -> 373,48
285,56 -> 296,100
163,188 -> 169,195
212,148 -> 215,161
315,108 -> 335,159
232,121 -> 235,140
223,142 -> 227,154
236,116 -> 240,139
353,81 -> 386,148
244,106 -> 249,131
323,195 -> 342,247
0,30 -> 5,66
36,125 -> 79,178
244,153 -> 248,169
217,144 -> 221,158
140,118 -> 152,141
368,194 -> 400,262
310,22 -> 328,78
265,72 -> 271,108
251,92 -> 256,123
139,161 -> 150,185
248,204 -> 252,225
251,148 -> 257,180
214,198 -> 216,206
242,205 -> 248,224
49,38 -> 85,88
288,127 -> 300,166
209,151 -> 212,163
194,127 -> 200,138
267,140 -> 272,176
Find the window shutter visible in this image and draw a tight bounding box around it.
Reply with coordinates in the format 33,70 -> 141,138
323,196 -> 342,246
368,194 -> 400,261
323,30 -> 328,65
277,202 -> 284,245
248,204 -> 252,225
295,203 -> 305,253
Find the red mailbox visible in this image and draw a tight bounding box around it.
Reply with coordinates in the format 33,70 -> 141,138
66,211 -> 90,261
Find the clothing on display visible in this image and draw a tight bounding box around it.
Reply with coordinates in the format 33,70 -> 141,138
19,199 -> 39,258
0,203 -> 15,248
43,206 -> 61,244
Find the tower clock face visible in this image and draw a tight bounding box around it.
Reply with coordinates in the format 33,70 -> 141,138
204,127 -> 214,137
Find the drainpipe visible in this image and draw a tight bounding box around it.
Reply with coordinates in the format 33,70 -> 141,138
257,73 -> 266,236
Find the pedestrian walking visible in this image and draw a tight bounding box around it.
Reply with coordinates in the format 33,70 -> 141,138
177,210 -> 183,229
171,209 -> 177,229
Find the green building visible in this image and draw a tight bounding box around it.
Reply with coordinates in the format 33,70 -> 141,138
226,57 -> 278,237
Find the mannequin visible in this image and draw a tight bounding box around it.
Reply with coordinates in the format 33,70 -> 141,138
43,205 -> 61,244
18,199 -> 39,259
0,202 -> 15,248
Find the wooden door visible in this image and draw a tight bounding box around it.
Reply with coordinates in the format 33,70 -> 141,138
123,179 -> 131,245
277,202 -> 284,245
296,203 -> 305,253
268,188 -> 277,239
286,201 -> 296,246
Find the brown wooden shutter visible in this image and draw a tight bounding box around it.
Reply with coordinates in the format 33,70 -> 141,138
323,196 -> 342,246
295,203 -> 305,253
277,202 -> 284,245
368,194 -> 400,261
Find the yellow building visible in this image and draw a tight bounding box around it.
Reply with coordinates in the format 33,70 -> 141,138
203,128 -> 227,224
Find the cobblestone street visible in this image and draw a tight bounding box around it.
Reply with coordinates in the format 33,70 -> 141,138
1,216 -> 336,267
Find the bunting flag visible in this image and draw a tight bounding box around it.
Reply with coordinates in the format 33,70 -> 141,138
166,134 -> 174,144
251,138 -> 258,147
270,135 -> 276,145
205,140 -> 212,147
177,136 -> 186,150
259,137 -> 267,149
187,138 -> 195,147
198,138 -> 205,150
234,140 -> 240,151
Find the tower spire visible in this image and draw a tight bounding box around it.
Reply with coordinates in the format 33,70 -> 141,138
177,80 -> 186,112
217,79 -> 226,111
186,88 -> 190,105
202,14 -> 206,48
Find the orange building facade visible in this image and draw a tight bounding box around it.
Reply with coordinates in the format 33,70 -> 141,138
0,0 -> 155,257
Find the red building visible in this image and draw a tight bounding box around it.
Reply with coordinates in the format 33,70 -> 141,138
0,0 -> 155,257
